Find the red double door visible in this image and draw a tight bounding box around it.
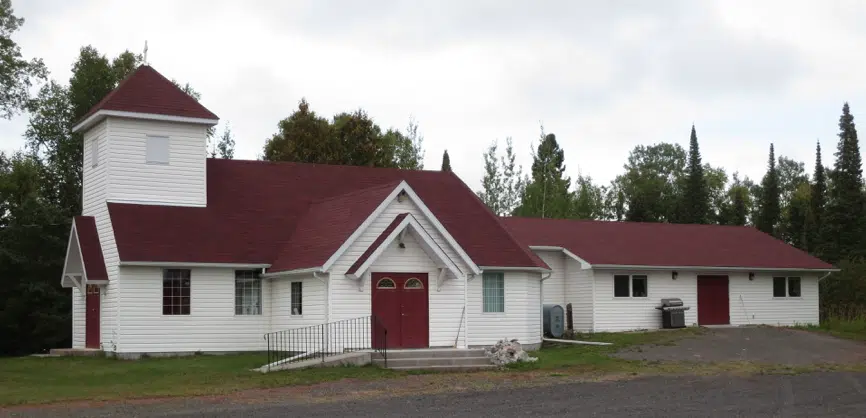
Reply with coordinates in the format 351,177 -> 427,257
371,273 -> 429,349
697,276 -> 730,325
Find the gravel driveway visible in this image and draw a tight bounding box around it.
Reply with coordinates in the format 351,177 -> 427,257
8,372 -> 866,417
615,327 -> 866,365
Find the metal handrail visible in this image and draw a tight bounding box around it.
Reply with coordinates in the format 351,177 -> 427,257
263,315 -> 387,370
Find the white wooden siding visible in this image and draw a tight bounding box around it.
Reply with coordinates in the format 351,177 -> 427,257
593,270 -> 698,331
328,193 -> 470,347
565,260 -> 594,332
106,117 -> 207,206
71,290 -> 85,348
81,119 -> 120,351
538,251 -> 565,308
466,271 -> 542,347
729,273 -> 820,326
270,275 -> 327,332
117,266 -> 270,353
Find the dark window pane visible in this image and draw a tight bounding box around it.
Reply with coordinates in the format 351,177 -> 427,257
181,305 -> 190,315
788,277 -> 801,297
614,275 -> 630,297
773,277 -> 786,297
163,305 -> 171,315
632,276 -> 648,297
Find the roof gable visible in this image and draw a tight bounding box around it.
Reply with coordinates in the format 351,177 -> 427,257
502,217 -> 834,271
73,65 -> 218,132
62,216 -> 108,288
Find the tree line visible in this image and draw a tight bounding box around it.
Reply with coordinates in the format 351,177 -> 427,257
476,105 -> 866,319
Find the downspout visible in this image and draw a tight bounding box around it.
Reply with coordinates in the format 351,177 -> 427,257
540,271 -> 552,343
818,271 -> 833,282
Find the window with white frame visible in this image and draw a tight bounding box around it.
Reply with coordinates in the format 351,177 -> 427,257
614,274 -> 648,298
773,276 -> 801,298
291,282 -> 302,315
482,272 -> 505,313
91,138 -> 99,168
163,269 -> 191,315
146,135 -> 169,164
235,270 -> 262,315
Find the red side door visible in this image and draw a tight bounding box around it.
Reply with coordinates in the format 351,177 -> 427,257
85,285 -> 100,349
697,276 -> 729,325
371,273 -> 429,349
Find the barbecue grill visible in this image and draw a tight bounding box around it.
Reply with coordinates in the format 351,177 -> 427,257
655,298 -> 690,329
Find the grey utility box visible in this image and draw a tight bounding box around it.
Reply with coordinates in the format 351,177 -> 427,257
543,304 -> 565,338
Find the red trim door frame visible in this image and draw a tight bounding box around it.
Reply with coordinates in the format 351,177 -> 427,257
85,284 -> 101,349
697,275 -> 730,325
371,273 -> 429,349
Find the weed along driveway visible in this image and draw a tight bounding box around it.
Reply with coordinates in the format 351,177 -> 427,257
614,326 -> 866,365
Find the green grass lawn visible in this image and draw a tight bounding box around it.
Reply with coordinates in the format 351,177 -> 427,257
0,328 -> 706,407
0,353 -> 399,406
797,317 -> 866,341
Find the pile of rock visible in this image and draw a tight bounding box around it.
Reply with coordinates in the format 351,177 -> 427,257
484,338 -> 538,366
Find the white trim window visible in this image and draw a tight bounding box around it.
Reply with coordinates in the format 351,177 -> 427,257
291,282 -> 303,315
163,269 -> 191,315
614,274 -> 648,298
773,276 -> 801,298
235,270 -> 262,315
146,135 -> 170,164
482,272 -> 505,313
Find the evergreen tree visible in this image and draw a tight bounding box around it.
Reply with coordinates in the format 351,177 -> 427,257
514,130 -> 571,218
680,125 -> 709,223
821,102 -> 866,262
809,141 -> 826,253
756,144 -> 781,235
441,150 -> 451,172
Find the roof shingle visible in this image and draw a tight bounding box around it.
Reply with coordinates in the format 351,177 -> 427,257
109,159 -> 547,271
76,65 -> 218,127
501,217 -> 834,270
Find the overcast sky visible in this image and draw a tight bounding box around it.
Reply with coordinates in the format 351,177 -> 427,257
3,1 -> 866,190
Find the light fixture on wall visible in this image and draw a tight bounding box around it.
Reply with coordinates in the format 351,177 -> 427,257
749,272 -> 755,281
672,271 -> 678,280
397,190 -> 408,202
398,242 -> 406,249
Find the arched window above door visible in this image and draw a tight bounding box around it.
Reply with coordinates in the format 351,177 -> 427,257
404,278 -> 424,289
376,278 -> 396,289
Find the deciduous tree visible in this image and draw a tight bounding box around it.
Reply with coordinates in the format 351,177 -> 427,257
0,0 -> 47,119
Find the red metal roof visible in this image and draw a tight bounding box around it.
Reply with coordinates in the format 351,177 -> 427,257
77,65 -> 218,125
346,213 -> 409,275
109,159 -> 546,271
73,216 -> 108,280
501,217 -> 834,270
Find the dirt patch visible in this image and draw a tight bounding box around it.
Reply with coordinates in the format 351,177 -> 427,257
614,326 -> 866,365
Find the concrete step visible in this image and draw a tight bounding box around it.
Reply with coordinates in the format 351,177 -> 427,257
373,356 -> 491,368
388,364 -> 498,372
48,348 -> 103,357
372,349 -> 485,360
